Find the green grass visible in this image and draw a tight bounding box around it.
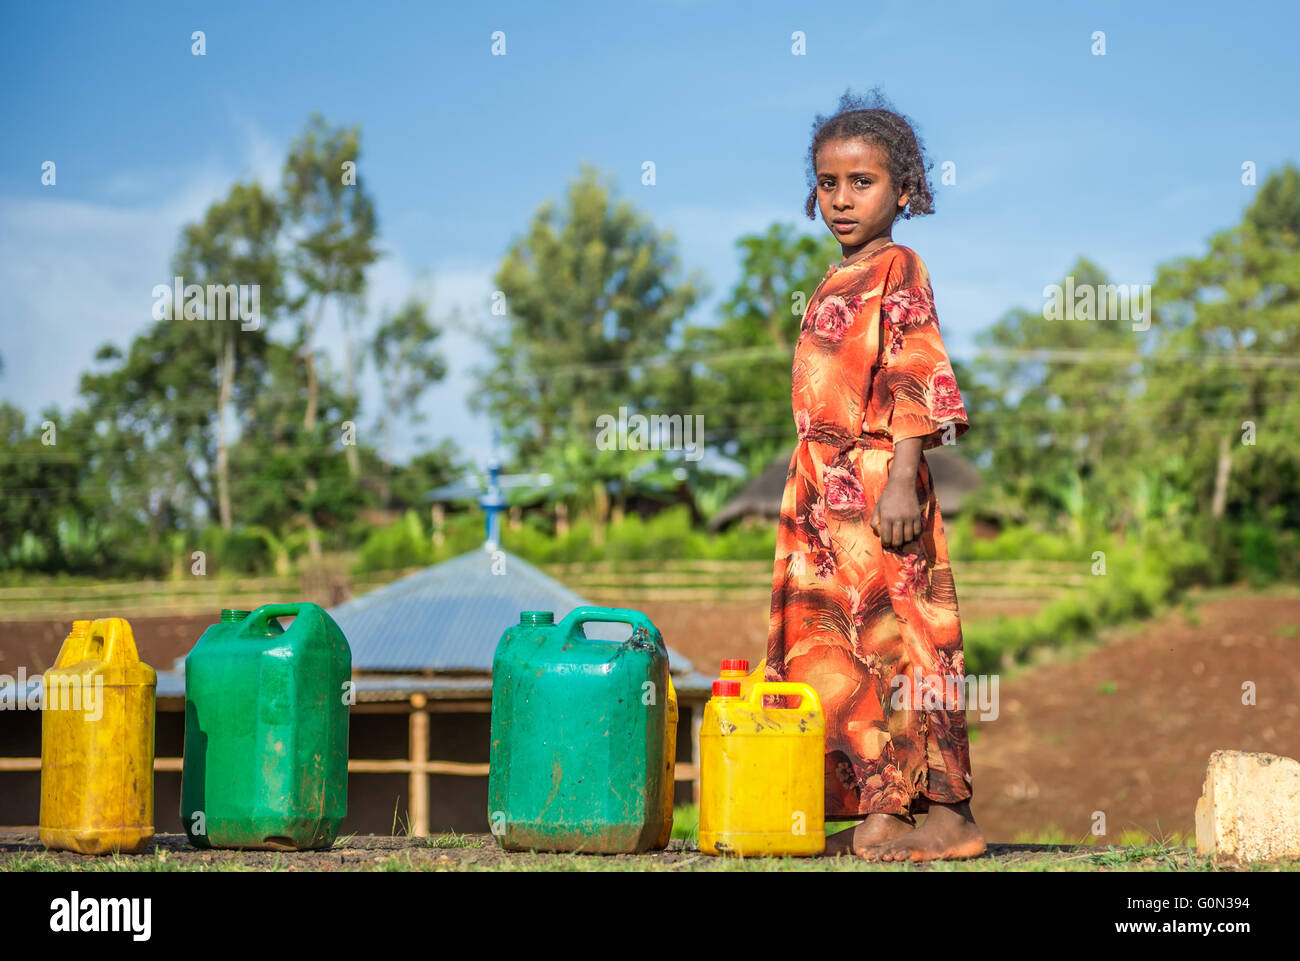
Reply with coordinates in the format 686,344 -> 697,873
423,831 -> 485,849
669,802 -> 699,840
0,850 -> 279,872
1011,824 -> 1195,847
1080,842 -> 1207,871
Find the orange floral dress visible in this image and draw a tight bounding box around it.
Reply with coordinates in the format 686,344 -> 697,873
765,241 -> 973,819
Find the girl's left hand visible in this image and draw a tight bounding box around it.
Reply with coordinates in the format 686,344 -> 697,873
869,479 -> 923,552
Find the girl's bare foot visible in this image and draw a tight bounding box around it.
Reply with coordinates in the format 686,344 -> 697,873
860,800 -> 986,862
824,813 -> 914,856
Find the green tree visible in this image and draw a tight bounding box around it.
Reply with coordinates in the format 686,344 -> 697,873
173,181 -> 284,529
973,257 -> 1145,526
76,183 -> 284,543
1149,164 -> 1300,528
370,296 -> 449,506
78,329 -> 222,527
227,340 -> 371,544
385,442 -> 465,513
674,223 -> 840,478
282,113 -> 380,494
470,164 -> 705,534
0,403 -> 87,570
281,115 -> 379,561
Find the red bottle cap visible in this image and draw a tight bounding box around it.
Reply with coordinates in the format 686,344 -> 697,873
720,658 -> 750,673
712,680 -> 741,697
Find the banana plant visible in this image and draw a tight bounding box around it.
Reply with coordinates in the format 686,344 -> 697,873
242,524 -> 314,576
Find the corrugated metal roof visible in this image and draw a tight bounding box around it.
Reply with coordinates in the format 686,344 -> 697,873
149,671 -> 493,700
17,659 -> 716,705
326,547 -> 697,675
149,666 -> 717,702
426,472 -> 564,503
0,551 -> 713,710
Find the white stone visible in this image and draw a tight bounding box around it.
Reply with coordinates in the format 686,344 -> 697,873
1194,750 -> 1300,864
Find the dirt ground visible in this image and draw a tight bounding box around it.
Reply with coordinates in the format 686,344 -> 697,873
3,586 -> 1298,847
0,615 -> 210,676
962,587 -> 1300,844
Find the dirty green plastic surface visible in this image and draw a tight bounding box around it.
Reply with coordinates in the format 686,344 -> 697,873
181,603 -> 351,850
488,606 -> 669,853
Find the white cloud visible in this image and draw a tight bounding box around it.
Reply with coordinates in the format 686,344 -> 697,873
0,193 -> 196,414
0,120 -> 496,473
321,255 -> 499,469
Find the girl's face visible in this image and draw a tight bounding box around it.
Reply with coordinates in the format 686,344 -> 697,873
815,137 -> 909,253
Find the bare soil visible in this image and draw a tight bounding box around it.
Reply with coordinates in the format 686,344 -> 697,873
960,588 -> 1300,844
0,615 -> 212,676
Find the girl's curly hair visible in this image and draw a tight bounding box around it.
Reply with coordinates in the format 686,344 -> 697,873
803,87 -> 935,221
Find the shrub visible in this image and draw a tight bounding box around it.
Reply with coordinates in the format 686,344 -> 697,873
194,526 -> 273,576
1231,508 -> 1284,587
354,511 -> 435,572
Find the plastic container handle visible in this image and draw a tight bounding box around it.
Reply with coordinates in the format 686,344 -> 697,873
243,603 -> 305,635
56,617 -> 141,669
559,606 -> 665,651
747,681 -> 823,717
52,623 -> 93,669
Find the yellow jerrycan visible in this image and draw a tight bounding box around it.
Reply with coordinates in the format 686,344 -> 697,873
699,678 -> 825,856
40,617 -> 157,854
652,673 -> 678,849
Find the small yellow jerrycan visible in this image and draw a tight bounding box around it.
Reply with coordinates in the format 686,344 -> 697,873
730,657 -> 765,698
699,678 -> 825,856
40,617 -> 157,854
652,673 -> 678,849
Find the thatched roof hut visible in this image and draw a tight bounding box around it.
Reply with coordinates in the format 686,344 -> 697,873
708,446 -> 982,532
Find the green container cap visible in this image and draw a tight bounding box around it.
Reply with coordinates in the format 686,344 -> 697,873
221,609 -> 252,622
519,611 -> 554,625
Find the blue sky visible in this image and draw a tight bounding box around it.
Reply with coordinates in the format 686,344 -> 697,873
2,0 -> 1296,468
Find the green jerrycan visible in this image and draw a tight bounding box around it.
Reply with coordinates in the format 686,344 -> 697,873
488,607 -> 669,853
181,603 -> 351,850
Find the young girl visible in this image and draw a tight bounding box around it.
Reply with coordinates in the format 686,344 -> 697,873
766,90 -> 986,861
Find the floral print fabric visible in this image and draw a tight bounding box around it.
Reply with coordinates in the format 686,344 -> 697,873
766,242 -> 974,817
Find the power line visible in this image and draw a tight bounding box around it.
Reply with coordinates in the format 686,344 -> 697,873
499,345 -> 1300,375
6,384 -> 1296,461
0,416 -> 1283,498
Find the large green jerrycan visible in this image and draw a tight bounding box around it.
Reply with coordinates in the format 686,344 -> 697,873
488,606 -> 669,853
181,603 -> 351,850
